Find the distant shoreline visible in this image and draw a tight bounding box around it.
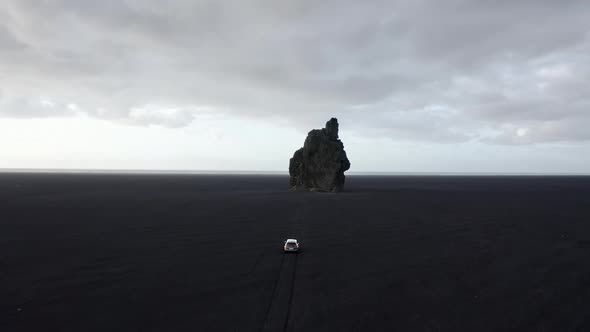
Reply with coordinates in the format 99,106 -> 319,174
0,168 -> 588,176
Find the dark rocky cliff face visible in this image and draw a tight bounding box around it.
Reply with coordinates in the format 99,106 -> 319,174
289,118 -> 351,192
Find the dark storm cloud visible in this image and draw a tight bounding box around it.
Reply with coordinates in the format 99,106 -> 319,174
0,0 -> 589,141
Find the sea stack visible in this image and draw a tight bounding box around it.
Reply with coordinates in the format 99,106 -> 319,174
289,118 -> 351,192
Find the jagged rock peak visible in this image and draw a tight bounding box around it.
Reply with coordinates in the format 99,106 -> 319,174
289,118 -> 351,192
325,118 -> 339,139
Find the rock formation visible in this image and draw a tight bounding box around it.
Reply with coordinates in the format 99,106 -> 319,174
289,118 -> 351,192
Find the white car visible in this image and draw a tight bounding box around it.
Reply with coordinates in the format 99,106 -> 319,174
283,239 -> 300,252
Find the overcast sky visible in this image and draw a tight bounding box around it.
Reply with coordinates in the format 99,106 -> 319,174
1,0 -> 589,173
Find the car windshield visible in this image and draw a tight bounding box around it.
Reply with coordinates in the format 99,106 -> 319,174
286,242 -> 297,247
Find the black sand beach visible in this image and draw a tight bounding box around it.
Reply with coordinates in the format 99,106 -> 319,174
1,174 -> 590,331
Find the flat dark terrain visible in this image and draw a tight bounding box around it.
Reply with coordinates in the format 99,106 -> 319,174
1,174 -> 590,331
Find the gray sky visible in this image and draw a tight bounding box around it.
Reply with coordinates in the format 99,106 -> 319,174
1,0 -> 589,173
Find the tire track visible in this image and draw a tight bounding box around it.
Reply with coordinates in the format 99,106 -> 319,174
283,253 -> 299,331
260,196 -> 309,332
260,253 -> 298,332
259,253 -> 286,331
283,196 -> 308,331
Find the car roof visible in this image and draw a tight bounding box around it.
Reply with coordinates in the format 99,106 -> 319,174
285,239 -> 298,242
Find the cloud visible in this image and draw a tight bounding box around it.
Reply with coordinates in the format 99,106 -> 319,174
126,106 -> 197,128
0,0 -> 589,142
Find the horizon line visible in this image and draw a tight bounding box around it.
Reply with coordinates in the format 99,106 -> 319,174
0,168 -> 589,176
